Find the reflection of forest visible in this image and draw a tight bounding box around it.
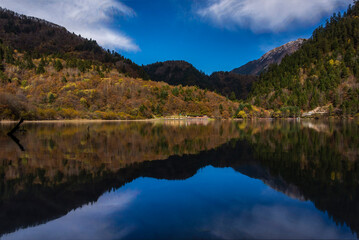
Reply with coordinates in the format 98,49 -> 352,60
0,120 -> 358,236
237,120 -> 359,237
0,121 -> 239,186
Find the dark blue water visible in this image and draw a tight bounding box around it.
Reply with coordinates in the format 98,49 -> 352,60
0,120 -> 358,239
2,166 -> 355,240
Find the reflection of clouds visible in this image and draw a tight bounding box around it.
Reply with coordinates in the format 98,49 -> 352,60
158,119 -> 210,127
301,121 -> 330,134
208,205 -> 352,239
3,190 -> 139,240
261,179 -> 305,201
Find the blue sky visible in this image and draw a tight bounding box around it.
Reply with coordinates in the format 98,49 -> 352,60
0,0 -> 353,74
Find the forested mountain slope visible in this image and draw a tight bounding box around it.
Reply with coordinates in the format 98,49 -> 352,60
0,44 -> 237,120
249,3 -> 359,116
0,8 -> 148,79
144,60 -> 257,100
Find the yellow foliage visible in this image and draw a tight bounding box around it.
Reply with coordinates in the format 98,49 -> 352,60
59,108 -> 81,119
80,97 -> 87,105
273,110 -> 282,118
61,83 -> 77,91
94,111 -> 133,120
237,111 -> 247,119
252,106 -> 260,112
36,108 -> 57,120
329,59 -> 340,66
238,121 -> 247,130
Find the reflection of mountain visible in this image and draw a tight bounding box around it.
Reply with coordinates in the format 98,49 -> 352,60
0,121 -> 240,183
235,164 -> 305,201
0,120 -> 358,236
0,138 -> 249,236
1,139 -> 291,236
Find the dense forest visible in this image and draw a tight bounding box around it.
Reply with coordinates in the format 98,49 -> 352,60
249,2 -> 359,117
144,61 -> 257,100
0,43 -> 237,120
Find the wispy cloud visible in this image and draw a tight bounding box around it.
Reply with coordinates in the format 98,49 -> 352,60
0,0 -> 139,51
197,0 -> 352,33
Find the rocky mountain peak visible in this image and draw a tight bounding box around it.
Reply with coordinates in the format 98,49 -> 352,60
232,38 -> 306,76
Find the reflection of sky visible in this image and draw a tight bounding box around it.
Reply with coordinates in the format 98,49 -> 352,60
3,167 -> 357,240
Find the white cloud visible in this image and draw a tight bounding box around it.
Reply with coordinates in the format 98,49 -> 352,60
0,0 -> 139,51
197,0 -> 352,33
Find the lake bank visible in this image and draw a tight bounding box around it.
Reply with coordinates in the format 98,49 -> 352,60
1,116 -> 358,124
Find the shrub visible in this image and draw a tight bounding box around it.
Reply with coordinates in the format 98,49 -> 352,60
237,111 -> 247,119
36,108 -> 57,120
59,108 -> 81,119
172,87 -> 179,97
80,97 -> 87,107
272,110 -> 282,118
48,92 -> 56,103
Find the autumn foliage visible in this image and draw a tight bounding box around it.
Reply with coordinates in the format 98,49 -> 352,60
0,48 -> 238,120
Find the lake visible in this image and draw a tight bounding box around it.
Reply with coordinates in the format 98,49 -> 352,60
0,120 -> 358,240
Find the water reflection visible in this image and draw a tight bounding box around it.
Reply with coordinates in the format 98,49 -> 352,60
0,120 -> 358,239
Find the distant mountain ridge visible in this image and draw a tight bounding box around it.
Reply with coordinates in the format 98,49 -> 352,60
232,39 -> 306,75
144,60 -> 257,100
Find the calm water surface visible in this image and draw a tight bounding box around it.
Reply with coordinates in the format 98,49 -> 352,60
0,120 -> 358,239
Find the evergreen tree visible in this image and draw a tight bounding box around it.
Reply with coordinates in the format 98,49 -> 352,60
36,57 -> 46,74
54,59 -> 63,72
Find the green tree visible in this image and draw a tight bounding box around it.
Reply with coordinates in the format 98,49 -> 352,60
54,60 -> 63,72
36,58 -> 46,74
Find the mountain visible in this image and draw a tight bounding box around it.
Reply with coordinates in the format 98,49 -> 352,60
0,7 -> 148,79
232,39 -> 305,76
208,71 -> 256,100
0,10 -> 239,120
144,60 -> 257,100
249,2 -> 359,116
143,60 -> 207,87
0,47 -> 238,120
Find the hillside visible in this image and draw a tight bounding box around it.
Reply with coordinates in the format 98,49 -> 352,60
249,3 -> 359,116
143,61 -> 207,87
144,60 -> 257,100
208,71 -> 256,100
0,45 -> 238,120
0,7 -> 148,79
232,39 -> 305,76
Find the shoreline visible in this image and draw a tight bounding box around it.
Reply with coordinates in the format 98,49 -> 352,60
0,117 -> 213,124
0,117 -> 357,124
